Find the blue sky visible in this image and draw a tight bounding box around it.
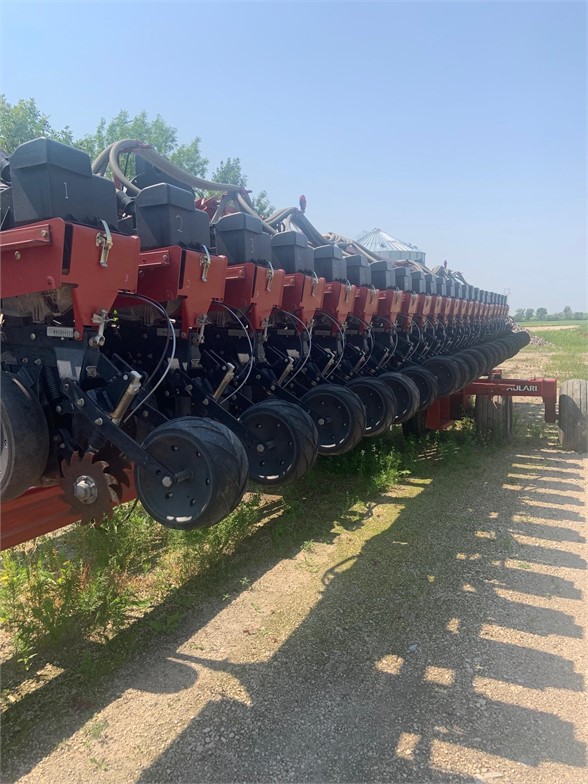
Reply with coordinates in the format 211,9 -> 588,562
1,1 -> 586,312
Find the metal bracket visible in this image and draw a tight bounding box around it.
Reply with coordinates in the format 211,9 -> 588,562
310,271 -> 319,296
344,280 -> 352,302
265,260 -> 275,292
89,308 -> 111,348
96,220 -> 113,268
200,245 -> 211,282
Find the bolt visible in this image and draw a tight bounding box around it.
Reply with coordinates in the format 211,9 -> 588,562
40,229 -> 48,238
21,357 -> 28,364
55,405 -> 62,413
73,475 -> 98,504
203,398 -> 209,405
14,251 -> 21,260
73,331 -> 80,340
76,398 -> 85,407
94,417 -> 103,426
256,444 -> 265,453
63,383 -> 70,391
142,410 -> 149,418
30,333 -> 36,340
161,476 -> 173,488
123,374 -> 128,381
34,358 -> 42,366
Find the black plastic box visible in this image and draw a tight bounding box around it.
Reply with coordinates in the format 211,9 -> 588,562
313,244 -> 346,281
433,276 -> 447,296
410,271 -> 427,294
135,183 -> 210,250
215,212 -> 271,264
392,267 -> 412,291
271,230 -> 314,273
11,138 -> 95,226
422,272 -> 435,294
369,260 -> 396,290
0,186 -> 14,230
345,254 -> 371,287
85,175 -> 119,230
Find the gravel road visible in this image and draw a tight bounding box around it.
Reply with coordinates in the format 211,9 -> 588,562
4,405 -> 587,784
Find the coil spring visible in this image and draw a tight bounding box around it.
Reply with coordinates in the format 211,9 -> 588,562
42,365 -> 61,404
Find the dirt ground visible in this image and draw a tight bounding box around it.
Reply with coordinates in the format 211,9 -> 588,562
525,325 -> 580,332
4,396 -> 586,784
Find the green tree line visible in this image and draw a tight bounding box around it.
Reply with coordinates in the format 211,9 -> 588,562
0,95 -> 273,215
513,306 -> 587,322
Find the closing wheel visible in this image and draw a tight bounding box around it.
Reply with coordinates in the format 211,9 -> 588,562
240,399 -> 318,485
301,384 -> 366,456
558,379 -> 588,452
422,357 -> 463,396
474,395 -> 513,443
1,371 -> 50,502
402,410 -> 428,440
378,371 -> 420,423
346,377 -> 397,437
135,417 -> 248,530
400,366 -> 438,411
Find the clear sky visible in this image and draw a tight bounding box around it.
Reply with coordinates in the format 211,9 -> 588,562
1,1 -> 586,312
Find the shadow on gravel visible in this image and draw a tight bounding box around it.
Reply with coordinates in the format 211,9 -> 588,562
135,446 -> 585,782
3,435 -> 586,783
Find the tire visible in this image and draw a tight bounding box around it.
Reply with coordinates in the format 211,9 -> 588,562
400,366 -> 438,410
558,379 -> 588,452
474,395 -> 513,443
378,371 -> 421,423
135,417 -> 248,530
422,357 -> 462,397
0,371 -> 50,501
240,399 -> 318,485
453,352 -> 480,385
346,377 -> 397,437
402,410 -> 427,440
301,384 -> 366,456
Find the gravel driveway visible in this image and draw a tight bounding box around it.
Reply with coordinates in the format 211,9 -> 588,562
5,405 -> 587,784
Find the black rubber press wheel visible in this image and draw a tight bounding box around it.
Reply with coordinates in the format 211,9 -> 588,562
400,366 -> 438,410
0,371 -> 50,501
378,371 -> 420,423
135,417 -> 248,530
301,384 -> 366,455
240,399 -> 318,485
346,377 -> 397,437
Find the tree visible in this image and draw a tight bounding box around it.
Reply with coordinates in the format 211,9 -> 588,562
0,99 -> 273,213
212,157 -> 247,187
75,110 -> 208,176
211,157 -> 274,216
536,307 -> 548,320
563,305 -> 573,318
525,308 -> 535,321
514,308 -> 525,321
0,95 -> 73,153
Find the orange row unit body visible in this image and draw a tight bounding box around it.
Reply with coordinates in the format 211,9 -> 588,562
353,285 -> 380,331
0,218 -> 140,334
281,272 -> 326,327
135,246 -> 228,333
221,262 -> 285,331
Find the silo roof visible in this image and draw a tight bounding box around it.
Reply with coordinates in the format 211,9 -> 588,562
355,228 -> 423,255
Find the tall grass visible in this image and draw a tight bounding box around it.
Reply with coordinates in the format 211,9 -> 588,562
524,325 -> 588,380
